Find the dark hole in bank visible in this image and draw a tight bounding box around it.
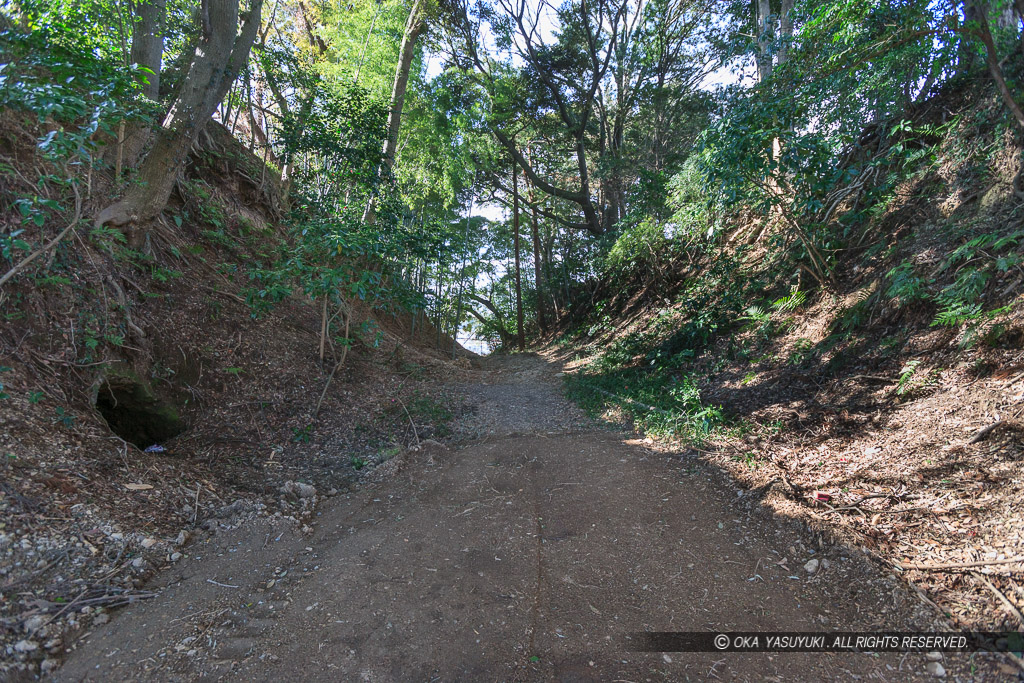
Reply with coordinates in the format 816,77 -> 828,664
95,379 -> 186,449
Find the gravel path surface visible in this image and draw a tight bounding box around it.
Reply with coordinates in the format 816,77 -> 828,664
450,354 -> 594,440
54,353 -> 999,681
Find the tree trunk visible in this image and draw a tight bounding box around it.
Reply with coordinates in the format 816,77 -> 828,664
512,157 -> 525,351
466,306 -> 507,345
96,0 -> 263,243
258,14 -> 326,206
968,0 -> 1024,130
131,0 -> 166,100
468,294 -> 513,347
262,66 -> 314,203
755,0 -> 773,83
544,229 -> 559,319
753,0 -> 784,235
384,3 -> 426,163
778,0 -> 793,66
362,0 -> 425,224
530,202 -> 547,334
452,190 -> 475,359
493,130 -> 605,236
111,0 -> 167,171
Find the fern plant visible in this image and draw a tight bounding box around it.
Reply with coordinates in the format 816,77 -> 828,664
740,305 -> 770,330
932,268 -> 989,327
896,360 -> 921,395
885,261 -> 926,306
884,229 -> 1021,340
772,289 -> 807,313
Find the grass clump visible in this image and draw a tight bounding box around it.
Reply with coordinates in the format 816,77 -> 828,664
565,365 -> 724,446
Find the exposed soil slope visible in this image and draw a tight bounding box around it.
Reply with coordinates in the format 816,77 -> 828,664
0,117 -> 471,677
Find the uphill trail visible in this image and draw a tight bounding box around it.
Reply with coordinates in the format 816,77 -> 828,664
57,353 -> 962,681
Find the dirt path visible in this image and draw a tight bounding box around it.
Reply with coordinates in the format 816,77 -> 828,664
56,354 -> 974,681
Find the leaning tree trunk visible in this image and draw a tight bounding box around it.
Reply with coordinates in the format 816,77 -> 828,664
362,0 -> 425,225
97,0 -> 264,244
468,294 -> 514,347
968,0 -> 1024,130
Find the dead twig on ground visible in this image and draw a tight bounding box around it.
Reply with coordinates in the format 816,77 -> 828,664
848,374 -> 893,383
897,556 -> 1024,571
974,573 -> 1024,628
824,493 -> 891,514
395,395 -> 420,448
34,586 -> 155,630
967,420 -> 1006,444
199,284 -> 246,303
192,484 -> 201,528
1004,650 -> 1024,675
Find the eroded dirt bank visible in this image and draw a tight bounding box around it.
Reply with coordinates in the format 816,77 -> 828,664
54,354 -> 1010,680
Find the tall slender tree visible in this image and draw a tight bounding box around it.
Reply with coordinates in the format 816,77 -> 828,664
512,154 -> 525,351
363,0 -> 427,224
527,144 -> 547,333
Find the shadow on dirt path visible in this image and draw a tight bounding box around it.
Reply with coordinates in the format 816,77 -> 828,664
56,353 -> 989,681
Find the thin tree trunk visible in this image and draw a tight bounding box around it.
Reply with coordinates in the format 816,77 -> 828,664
755,0 -> 773,83
435,257 -> 444,350
525,143 -> 547,333
131,0 -> 166,100
362,0 -> 425,224
451,188 -> 475,359
542,226 -> 557,317
96,0 -> 264,243
512,156 -> 525,351
778,0 -> 793,66
753,0 -> 784,236
319,294 -> 328,362
969,0 -> 1024,130
530,202 -> 546,333
353,0 -> 383,85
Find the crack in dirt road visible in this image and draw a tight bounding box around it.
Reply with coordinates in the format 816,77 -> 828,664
55,354 -> 977,681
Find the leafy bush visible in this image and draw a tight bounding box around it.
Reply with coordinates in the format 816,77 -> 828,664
0,25 -> 155,169
667,155 -> 721,240
603,217 -> 671,284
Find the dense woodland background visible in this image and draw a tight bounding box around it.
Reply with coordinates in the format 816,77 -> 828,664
0,0 -> 1022,359
1,0 -> 1024,672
